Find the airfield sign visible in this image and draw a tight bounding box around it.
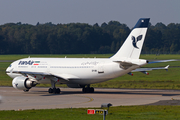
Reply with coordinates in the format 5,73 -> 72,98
95,109 -> 107,115
88,103 -> 112,120
87,109 -> 108,120
87,109 -> 107,115
87,109 -> 95,114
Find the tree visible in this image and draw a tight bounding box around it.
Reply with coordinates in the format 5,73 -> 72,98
0,21 -> 179,54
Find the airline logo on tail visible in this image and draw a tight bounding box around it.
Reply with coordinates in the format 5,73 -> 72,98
132,35 -> 143,49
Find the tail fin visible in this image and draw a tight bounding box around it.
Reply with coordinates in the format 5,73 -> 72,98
110,18 -> 150,60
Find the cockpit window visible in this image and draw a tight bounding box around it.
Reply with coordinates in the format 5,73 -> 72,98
9,64 -> 12,67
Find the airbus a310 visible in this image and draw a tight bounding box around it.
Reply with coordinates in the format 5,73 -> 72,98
6,18 -> 172,94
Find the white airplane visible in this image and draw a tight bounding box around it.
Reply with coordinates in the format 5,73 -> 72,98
6,18 -> 172,94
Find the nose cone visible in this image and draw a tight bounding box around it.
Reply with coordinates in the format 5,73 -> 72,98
6,67 -> 11,77
6,67 -> 10,73
6,64 -> 12,73
6,65 -> 15,78
6,64 -> 21,78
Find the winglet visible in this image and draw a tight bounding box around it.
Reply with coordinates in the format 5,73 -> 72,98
165,65 -> 169,71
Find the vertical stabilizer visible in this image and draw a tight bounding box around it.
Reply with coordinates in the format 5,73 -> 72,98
110,18 -> 150,60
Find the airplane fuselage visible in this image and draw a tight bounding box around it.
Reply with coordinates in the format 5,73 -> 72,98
7,58 -> 144,85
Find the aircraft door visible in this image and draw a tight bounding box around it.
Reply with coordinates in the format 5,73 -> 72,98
98,62 -> 104,74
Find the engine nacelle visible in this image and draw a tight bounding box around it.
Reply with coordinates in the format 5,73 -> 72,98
67,84 -> 84,88
12,76 -> 37,90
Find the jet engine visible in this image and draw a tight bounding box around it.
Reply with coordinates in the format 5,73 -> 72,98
12,76 -> 37,91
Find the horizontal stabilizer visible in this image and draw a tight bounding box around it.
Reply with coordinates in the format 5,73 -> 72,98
148,59 -> 177,64
132,65 -> 170,72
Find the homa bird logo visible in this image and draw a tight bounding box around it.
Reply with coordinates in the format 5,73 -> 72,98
132,35 -> 143,49
14,83 -> 18,87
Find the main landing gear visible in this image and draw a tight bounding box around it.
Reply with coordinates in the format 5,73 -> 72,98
48,88 -> 60,94
48,80 -> 61,94
82,85 -> 94,93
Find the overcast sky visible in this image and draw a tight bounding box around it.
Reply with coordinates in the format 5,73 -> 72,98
0,0 -> 179,28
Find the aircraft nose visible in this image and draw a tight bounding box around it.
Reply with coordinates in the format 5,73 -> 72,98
6,67 -> 14,78
6,68 -> 10,73
6,66 -> 13,75
6,64 -> 12,74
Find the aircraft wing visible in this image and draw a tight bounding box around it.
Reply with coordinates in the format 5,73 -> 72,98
50,73 -> 80,81
132,59 -> 177,72
133,59 -> 177,72
12,71 -> 79,82
113,59 -> 176,71
123,59 -> 177,75
13,71 -> 51,76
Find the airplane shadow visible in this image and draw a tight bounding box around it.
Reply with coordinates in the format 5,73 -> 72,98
30,89 -> 180,97
93,91 -> 180,96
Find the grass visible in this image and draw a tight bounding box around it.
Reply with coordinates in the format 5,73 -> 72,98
0,106 -> 180,120
0,54 -> 180,89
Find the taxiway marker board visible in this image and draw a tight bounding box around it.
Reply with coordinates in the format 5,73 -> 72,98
87,109 -> 95,114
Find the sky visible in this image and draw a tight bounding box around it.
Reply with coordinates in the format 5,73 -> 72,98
0,0 -> 179,28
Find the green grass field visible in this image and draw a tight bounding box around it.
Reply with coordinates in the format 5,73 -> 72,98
0,54 -> 180,89
0,106 -> 180,120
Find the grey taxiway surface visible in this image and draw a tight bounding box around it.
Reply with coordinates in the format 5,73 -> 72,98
1,87 -> 180,110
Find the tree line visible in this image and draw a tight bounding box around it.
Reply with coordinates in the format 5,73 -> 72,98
0,21 -> 179,54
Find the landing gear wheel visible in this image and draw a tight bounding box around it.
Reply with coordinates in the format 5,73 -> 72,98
48,88 -> 61,94
90,87 -> 94,93
53,88 -> 57,93
82,87 -> 94,93
48,88 -> 53,93
83,87 -> 86,93
56,88 -> 61,94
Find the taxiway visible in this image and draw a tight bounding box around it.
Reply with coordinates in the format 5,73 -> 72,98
0,87 -> 180,110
